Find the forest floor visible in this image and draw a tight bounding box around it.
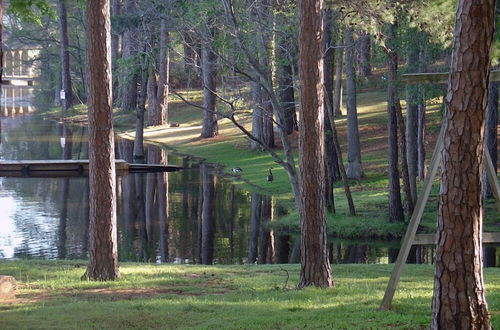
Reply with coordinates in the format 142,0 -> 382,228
0,259 -> 499,329
49,88 -> 500,240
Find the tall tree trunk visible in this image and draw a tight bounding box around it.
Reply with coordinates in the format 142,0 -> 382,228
417,43 -> 428,181
111,0 -> 122,103
120,0 -> 138,112
483,81 -> 498,198
385,22 -> 404,223
250,81 -> 264,150
431,1 -> 495,328
155,20 -> 170,125
147,67 -> 158,126
83,0 -> 119,281
396,100 -> 415,215
58,0 -> 73,113
332,43 -> 343,117
406,48 -> 419,205
323,8 -> 340,212
297,0 -> 332,288
345,28 -> 362,180
200,38 -> 218,138
133,53 -> 148,160
356,31 -> 371,79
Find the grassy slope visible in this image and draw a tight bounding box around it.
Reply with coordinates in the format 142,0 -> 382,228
0,260 -> 498,329
118,89 -> 500,238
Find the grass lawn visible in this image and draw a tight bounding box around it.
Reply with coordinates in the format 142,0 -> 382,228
0,260 -> 499,329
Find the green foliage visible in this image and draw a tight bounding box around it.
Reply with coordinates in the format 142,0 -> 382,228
7,0 -> 54,25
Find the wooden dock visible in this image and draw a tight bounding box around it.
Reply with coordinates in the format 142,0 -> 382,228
0,160 -> 182,177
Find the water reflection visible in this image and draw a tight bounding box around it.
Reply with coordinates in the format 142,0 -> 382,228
0,113 -> 498,266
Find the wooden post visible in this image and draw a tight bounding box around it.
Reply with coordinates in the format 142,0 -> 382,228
0,276 -> 16,300
379,122 -> 446,310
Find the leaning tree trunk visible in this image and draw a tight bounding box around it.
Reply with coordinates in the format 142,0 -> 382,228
344,28 -> 362,180
200,38 -> 218,138
385,22 -> 404,223
58,0 -> 74,113
297,0 -> 332,289
431,0 -> 495,328
83,0 -> 120,281
483,81 -> 498,198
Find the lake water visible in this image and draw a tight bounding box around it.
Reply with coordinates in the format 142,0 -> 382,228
0,86 -> 498,266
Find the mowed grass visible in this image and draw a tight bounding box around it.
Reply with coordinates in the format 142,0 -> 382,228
1,260 -> 499,329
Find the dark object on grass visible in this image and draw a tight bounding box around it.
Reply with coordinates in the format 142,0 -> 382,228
267,168 -> 273,182
232,167 -> 242,173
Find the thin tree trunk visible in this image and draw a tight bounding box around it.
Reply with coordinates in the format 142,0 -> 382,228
297,0 -> 332,289
120,0 -> 138,112
431,1 -> 495,328
345,28 -> 362,180
483,81 -> 498,198
333,43 -> 343,117
396,100 -> 414,215
417,45 -> 428,181
356,32 -> 371,79
58,0 -> 73,113
385,22 -> 404,223
406,47 -> 419,205
147,67 -> 158,126
155,20 -> 170,125
323,8 -> 339,212
200,38 -> 218,138
111,0 -> 122,103
83,0 -> 119,281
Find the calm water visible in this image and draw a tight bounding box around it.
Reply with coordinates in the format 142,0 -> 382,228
0,86 -> 498,266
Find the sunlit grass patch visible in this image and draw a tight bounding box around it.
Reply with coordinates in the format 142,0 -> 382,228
0,260 -> 498,329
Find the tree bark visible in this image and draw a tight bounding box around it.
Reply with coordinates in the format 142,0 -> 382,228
406,46 -> 419,205
200,37 -> 218,138
332,43 -> 343,117
83,0 -> 120,281
356,31 -> 371,79
323,8 -> 340,212
345,28 -> 363,180
58,0 -> 74,113
483,81 -> 498,198
431,1 -> 495,328
297,0 -> 332,288
154,20 -> 170,126
120,0 -> 138,112
385,22 -> 404,223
